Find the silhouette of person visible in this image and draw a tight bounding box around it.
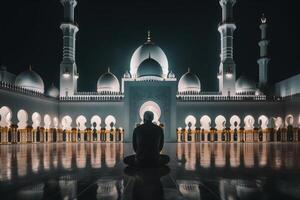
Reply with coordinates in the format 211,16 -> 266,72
124,111 -> 170,168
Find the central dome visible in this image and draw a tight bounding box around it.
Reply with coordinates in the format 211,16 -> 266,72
137,57 -> 163,78
15,67 -> 44,93
178,69 -> 201,93
130,32 -> 169,78
97,69 -> 120,93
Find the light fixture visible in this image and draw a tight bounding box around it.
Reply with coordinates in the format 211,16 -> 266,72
225,67 -> 233,79
63,68 -> 71,78
225,73 -> 233,79
74,72 -> 79,79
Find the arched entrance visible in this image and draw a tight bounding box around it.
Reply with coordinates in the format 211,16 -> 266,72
139,101 -> 161,125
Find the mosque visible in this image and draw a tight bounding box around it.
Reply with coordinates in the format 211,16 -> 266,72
0,0 -> 300,144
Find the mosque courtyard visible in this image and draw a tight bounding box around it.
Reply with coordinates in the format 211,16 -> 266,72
0,142 -> 300,200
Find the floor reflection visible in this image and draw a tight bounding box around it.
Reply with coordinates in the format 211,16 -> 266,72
0,143 -> 300,200
176,143 -> 300,170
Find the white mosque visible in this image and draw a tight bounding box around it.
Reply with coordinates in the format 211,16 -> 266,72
0,0 -> 300,144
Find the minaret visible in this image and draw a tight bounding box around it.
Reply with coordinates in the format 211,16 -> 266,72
257,14 -> 270,90
59,0 -> 79,97
217,0 -> 237,96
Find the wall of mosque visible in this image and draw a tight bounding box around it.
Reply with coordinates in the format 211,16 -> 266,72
282,98 -> 300,127
275,73 -> 300,97
1,86 -> 300,144
0,88 -> 58,126
58,101 -> 125,129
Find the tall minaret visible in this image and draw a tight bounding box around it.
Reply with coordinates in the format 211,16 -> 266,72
217,0 -> 237,96
257,14 -> 270,90
59,0 -> 79,97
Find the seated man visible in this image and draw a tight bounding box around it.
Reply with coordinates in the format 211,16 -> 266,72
124,111 -> 170,168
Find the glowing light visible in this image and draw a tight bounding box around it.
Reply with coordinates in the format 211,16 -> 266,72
230,115 -> 241,129
258,115 -> 269,129
76,115 -> 87,130
63,68 -> 71,78
244,115 -> 255,130
185,115 -> 196,130
225,72 -> 233,79
61,115 -> 72,130
215,115 -> 226,130
91,115 -> 101,129
139,101 -> 161,124
200,115 -> 211,131
17,109 -> 28,129
63,73 -> 70,78
0,106 -> 12,127
261,13 -> 267,24
32,112 -> 42,129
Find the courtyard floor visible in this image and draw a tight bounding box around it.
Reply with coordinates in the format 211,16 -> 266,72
0,143 -> 300,200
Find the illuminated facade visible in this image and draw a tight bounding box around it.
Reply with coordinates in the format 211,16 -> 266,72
1,0 -> 300,144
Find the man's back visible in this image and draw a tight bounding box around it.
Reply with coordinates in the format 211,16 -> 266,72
133,123 -> 164,162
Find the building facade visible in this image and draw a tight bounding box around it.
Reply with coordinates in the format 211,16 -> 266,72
1,0 -> 300,144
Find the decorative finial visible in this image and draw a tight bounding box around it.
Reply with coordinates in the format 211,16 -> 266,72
148,52 -> 151,59
29,65 -> 32,71
147,30 -> 151,42
108,67 -> 110,72
261,13 -> 267,24
187,67 -> 191,73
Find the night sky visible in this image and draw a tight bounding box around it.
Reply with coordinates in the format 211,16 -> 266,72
0,0 -> 299,92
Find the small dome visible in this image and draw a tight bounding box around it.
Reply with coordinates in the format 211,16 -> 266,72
236,75 -> 257,93
178,69 -> 201,92
168,71 -> 175,79
97,69 -> 120,93
46,84 -> 59,98
255,89 -> 262,96
0,66 -> 16,84
123,71 -> 131,78
137,57 -> 163,78
130,31 -> 169,78
15,67 -> 44,93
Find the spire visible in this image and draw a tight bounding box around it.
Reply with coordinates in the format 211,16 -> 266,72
148,52 -> 151,59
29,65 -> 32,71
261,13 -> 267,24
218,0 -> 237,96
108,67 -> 110,73
147,30 -> 151,42
258,13 -> 270,90
187,67 -> 191,73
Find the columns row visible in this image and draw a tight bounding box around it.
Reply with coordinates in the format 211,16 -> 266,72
0,126 -> 124,144
177,128 -> 300,143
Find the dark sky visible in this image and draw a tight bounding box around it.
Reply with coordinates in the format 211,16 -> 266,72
0,0 -> 299,92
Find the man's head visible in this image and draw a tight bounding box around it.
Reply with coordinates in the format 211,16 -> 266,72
143,111 -> 154,124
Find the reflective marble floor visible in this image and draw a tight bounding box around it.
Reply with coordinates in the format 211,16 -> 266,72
1,143 -> 300,200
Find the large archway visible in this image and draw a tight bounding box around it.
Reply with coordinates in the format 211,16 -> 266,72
17,109 -> 28,129
61,115 -> 72,130
32,112 -> 42,129
0,106 -> 12,127
200,115 -> 211,131
139,101 -> 161,124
